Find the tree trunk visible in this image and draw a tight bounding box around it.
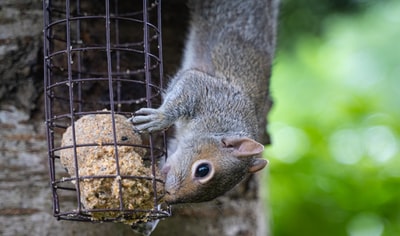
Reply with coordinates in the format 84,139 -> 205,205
0,1 -> 276,235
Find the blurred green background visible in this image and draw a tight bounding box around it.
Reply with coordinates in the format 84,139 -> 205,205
264,0 -> 400,235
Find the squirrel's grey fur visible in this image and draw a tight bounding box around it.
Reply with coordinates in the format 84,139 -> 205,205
131,0 -> 278,204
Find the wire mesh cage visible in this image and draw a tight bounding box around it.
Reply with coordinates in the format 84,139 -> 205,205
43,0 -> 170,224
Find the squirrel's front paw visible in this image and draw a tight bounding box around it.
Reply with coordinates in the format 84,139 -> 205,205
129,108 -> 170,133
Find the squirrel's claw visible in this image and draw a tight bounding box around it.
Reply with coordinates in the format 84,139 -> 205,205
129,108 -> 169,133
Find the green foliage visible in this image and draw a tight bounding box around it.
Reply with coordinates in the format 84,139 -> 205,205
278,0 -> 369,50
265,1 -> 400,235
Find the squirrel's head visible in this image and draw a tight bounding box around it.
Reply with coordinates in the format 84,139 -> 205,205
161,136 -> 267,204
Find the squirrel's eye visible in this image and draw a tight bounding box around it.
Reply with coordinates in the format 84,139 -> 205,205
195,163 -> 210,178
192,160 -> 214,183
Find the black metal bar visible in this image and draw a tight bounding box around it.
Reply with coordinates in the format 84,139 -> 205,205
75,0 -> 83,113
65,0 -> 84,214
105,0 -> 124,212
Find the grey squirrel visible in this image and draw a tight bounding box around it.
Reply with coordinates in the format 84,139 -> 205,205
131,0 -> 278,204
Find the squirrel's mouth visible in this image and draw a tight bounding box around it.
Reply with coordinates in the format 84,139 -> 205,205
162,191 -> 175,205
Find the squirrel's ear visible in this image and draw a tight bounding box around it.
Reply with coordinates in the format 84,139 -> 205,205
248,158 -> 268,173
222,137 -> 264,157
